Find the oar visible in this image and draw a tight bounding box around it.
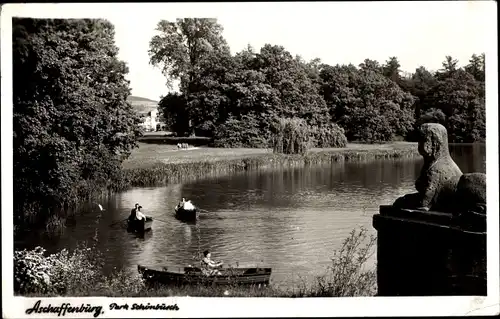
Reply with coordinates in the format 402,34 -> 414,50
109,218 -> 127,227
153,218 -> 169,224
198,208 -> 212,214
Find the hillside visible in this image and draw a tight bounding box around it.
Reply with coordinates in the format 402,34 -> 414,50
127,95 -> 159,114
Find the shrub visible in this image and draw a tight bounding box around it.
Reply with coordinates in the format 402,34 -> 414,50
14,243 -> 116,295
308,226 -> 377,297
312,123 -> 348,148
14,247 -> 53,294
271,117 -> 314,155
213,114 -> 269,148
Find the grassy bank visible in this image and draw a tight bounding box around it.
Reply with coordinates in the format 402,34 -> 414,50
119,142 -> 419,189
15,227 -> 377,297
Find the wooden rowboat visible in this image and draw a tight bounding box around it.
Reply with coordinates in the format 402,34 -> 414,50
174,206 -> 198,222
127,216 -> 153,232
137,265 -> 272,287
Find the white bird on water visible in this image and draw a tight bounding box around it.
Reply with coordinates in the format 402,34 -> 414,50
95,203 -> 104,211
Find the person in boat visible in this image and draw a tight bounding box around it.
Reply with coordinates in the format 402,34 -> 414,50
129,203 -> 139,221
136,205 -> 146,221
201,250 -> 223,276
183,199 -> 195,211
176,198 -> 186,211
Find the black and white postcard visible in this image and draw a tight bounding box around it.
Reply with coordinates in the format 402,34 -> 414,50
1,2 -> 498,317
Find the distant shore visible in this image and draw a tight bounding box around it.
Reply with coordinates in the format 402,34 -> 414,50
119,142 -> 420,189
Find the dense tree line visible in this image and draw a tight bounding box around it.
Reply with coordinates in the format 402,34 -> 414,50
150,19 -> 486,146
13,18 -> 142,228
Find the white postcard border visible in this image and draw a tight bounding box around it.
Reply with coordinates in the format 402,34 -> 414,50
2,2 -> 499,318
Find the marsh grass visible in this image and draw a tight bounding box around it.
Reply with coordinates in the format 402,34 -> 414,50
44,215 -> 66,237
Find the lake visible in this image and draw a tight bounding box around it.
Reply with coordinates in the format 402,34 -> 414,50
15,144 -> 486,289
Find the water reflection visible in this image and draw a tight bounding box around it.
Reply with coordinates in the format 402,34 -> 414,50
15,144 -> 485,287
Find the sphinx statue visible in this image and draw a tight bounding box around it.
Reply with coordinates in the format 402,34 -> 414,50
393,123 -> 463,211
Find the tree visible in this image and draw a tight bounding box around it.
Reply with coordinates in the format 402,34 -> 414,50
149,18 -> 230,91
320,63 -> 415,142
359,59 -> 383,73
253,44 -> 331,128
465,53 -> 485,82
157,92 -> 189,135
13,18 -> 141,227
426,68 -> 485,142
382,56 -> 402,84
436,55 -> 459,80
213,113 -> 269,148
399,66 -> 438,140
149,18 -> 231,135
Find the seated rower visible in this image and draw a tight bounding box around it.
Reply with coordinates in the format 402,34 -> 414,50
129,203 -> 139,221
136,206 -> 146,221
201,250 -> 223,276
183,199 -> 195,211
176,198 -> 186,210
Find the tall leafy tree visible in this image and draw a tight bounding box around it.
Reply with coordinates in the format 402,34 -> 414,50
157,92 -> 189,135
149,18 -> 231,135
320,63 -> 415,142
426,68 -> 485,142
436,55 -> 459,80
149,18 -> 230,90
382,56 -> 402,84
13,18 -> 141,227
187,52 -> 239,135
400,66 -> 438,140
253,44 -> 331,127
359,58 -> 383,73
465,53 -> 485,82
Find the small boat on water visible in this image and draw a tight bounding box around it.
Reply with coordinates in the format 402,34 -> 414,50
174,206 -> 198,222
127,216 -> 153,233
138,265 -> 272,287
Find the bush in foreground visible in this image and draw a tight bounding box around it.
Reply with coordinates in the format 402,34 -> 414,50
306,226 -> 377,296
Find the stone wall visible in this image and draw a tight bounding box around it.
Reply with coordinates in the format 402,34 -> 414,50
373,205 -> 486,296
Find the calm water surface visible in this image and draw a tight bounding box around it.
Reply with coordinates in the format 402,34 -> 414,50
16,144 -> 485,288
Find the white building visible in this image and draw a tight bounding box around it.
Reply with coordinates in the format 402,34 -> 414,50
139,109 -> 158,132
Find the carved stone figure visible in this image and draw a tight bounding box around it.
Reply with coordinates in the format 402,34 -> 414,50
451,172 -> 487,230
393,123 -> 463,211
454,172 -> 486,213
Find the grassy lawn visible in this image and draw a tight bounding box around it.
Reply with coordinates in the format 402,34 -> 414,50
123,142 -> 418,169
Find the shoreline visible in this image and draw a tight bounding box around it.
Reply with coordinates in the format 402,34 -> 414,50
119,142 -> 421,189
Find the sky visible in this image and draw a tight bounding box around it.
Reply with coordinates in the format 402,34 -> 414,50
5,2 -> 496,101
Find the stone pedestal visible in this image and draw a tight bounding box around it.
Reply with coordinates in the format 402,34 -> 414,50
373,205 -> 486,296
